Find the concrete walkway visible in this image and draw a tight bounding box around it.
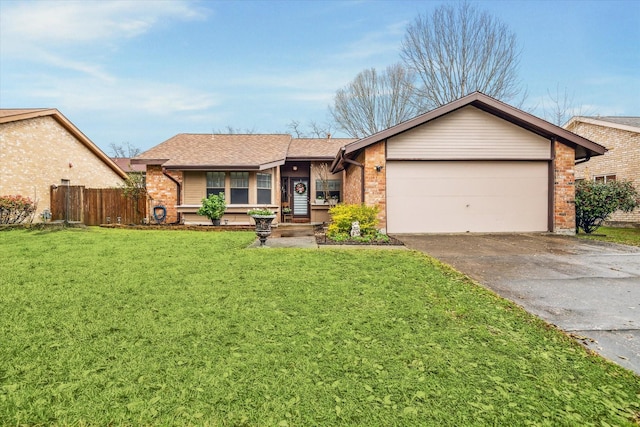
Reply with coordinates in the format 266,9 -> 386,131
398,233 -> 640,375
248,235 -> 408,250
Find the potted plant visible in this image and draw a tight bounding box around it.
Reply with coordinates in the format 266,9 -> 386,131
197,192 -> 226,225
247,208 -> 276,246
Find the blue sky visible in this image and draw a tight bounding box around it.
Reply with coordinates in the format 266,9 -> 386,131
1,0 -> 638,154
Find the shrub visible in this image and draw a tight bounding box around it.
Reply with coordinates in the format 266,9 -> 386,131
575,180 -> 639,234
327,204 -> 379,240
0,195 -> 37,224
197,193 -> 226,223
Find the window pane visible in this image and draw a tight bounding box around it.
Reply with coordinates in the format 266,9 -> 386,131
257,189 -> 271,204
257,173 -> 271,189
230,172 -> 248,188
231,188 -> 249,204
206,172 -> 225,188
315,179 -> 341,200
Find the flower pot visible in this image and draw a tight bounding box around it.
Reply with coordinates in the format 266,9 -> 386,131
251,214 -> 276,246
211,218 -> 221,226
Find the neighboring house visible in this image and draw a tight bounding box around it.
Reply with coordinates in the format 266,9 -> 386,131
0,109 -> 127,221
112,157 -> 147,175
331,92 -> 606,234
565,116 -> 640,225
133,134 -> 355,225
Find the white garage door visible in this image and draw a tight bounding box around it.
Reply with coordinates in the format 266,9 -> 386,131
386,161 -> 549,233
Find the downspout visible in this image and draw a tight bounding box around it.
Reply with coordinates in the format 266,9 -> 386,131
548,138 -> 556,233
343,157 -> 365,203
162,168 -> 182,224
575,155 -> 591,165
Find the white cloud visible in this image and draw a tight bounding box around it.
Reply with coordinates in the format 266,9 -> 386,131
12,75 -> 220,117
0,0 -> 205,47
0,0 -> 206,82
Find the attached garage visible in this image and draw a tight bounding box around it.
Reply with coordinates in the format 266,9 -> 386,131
332,92 -> 607,235
386,161 -> 548,233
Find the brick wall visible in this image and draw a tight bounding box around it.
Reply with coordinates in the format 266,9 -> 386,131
362,141 -> 387,230
343,151 -> 365,204
570,121 -> 640,223
553,141 -> 576,234
145,165 -> 182,223
0,116 -> 124,221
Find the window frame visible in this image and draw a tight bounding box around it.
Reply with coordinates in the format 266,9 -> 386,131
315,178 -> 341,201
230,171 -> 249,204
594,174 -> 616,184
206,171 -> 226,198
256,172 -> 272,205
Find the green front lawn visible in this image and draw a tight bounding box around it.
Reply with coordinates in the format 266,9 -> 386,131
1,228 -> 638,426
577,226 -> 640,247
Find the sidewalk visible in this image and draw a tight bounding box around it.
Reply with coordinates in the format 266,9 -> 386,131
248,235 -> 407,250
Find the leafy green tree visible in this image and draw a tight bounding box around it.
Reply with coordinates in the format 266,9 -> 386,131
575,180 -> 639,234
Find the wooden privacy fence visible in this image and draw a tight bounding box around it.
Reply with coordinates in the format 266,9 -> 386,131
50,185 -> 147,225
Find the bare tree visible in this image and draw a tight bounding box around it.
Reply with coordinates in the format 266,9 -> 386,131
286,120 -> 336,138
109,142 -> 141,158
401,1 -> 523,109
540,84 -> 594,126
286,120 -> 304,138
330,63 -> 421,138
213,126 -> 257,134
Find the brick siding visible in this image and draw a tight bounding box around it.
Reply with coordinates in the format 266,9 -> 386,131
145,165 -> 182,224
553,140 -> 576,234
343,151 -> 364,205
362,141 -> 387,230
570,121 -> 640,224
0,116 -> 124,221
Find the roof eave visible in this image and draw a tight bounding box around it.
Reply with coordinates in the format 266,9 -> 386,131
163,159 -> 285,171
341,92 -> 606,161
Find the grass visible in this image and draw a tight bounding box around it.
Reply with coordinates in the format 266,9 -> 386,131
1,227 -> 639,426
577,226 -> 640,246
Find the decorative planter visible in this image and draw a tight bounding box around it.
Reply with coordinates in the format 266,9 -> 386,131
251,214 -> 276,246
211,218 -> 221,226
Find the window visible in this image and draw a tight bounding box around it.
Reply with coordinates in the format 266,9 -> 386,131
594,174 -> 616,183
206,172 -> 225,197
315,179 -> 341,201
257,173 -> 272,204
230,172 -> 249,204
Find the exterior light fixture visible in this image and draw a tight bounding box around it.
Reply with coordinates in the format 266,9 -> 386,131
375,165 -> 383,172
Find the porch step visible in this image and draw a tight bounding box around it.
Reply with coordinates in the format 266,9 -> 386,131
274,223 -> 317,237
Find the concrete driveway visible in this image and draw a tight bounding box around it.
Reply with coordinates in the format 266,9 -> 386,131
397,233 -> 640,375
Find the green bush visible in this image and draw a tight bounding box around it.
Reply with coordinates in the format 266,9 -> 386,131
327,203 -> 379,240
0,195 -> 36,224
575,180 -> 639,234
197,192 -> 226,223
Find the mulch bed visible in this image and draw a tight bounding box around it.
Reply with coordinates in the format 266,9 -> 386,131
315,232 -> 404,246
99,224 -> 255,232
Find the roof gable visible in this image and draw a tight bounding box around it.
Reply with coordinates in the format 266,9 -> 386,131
0,108 -> 128,179
332,92 -> 606,172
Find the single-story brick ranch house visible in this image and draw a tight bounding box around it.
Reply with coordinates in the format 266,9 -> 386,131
135,92 -> 606,234
0,109 -> 127,220
565,116 -> 640,226
133,134 -> 355,225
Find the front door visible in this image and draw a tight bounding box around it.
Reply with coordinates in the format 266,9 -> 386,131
292,179 -> 309,218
